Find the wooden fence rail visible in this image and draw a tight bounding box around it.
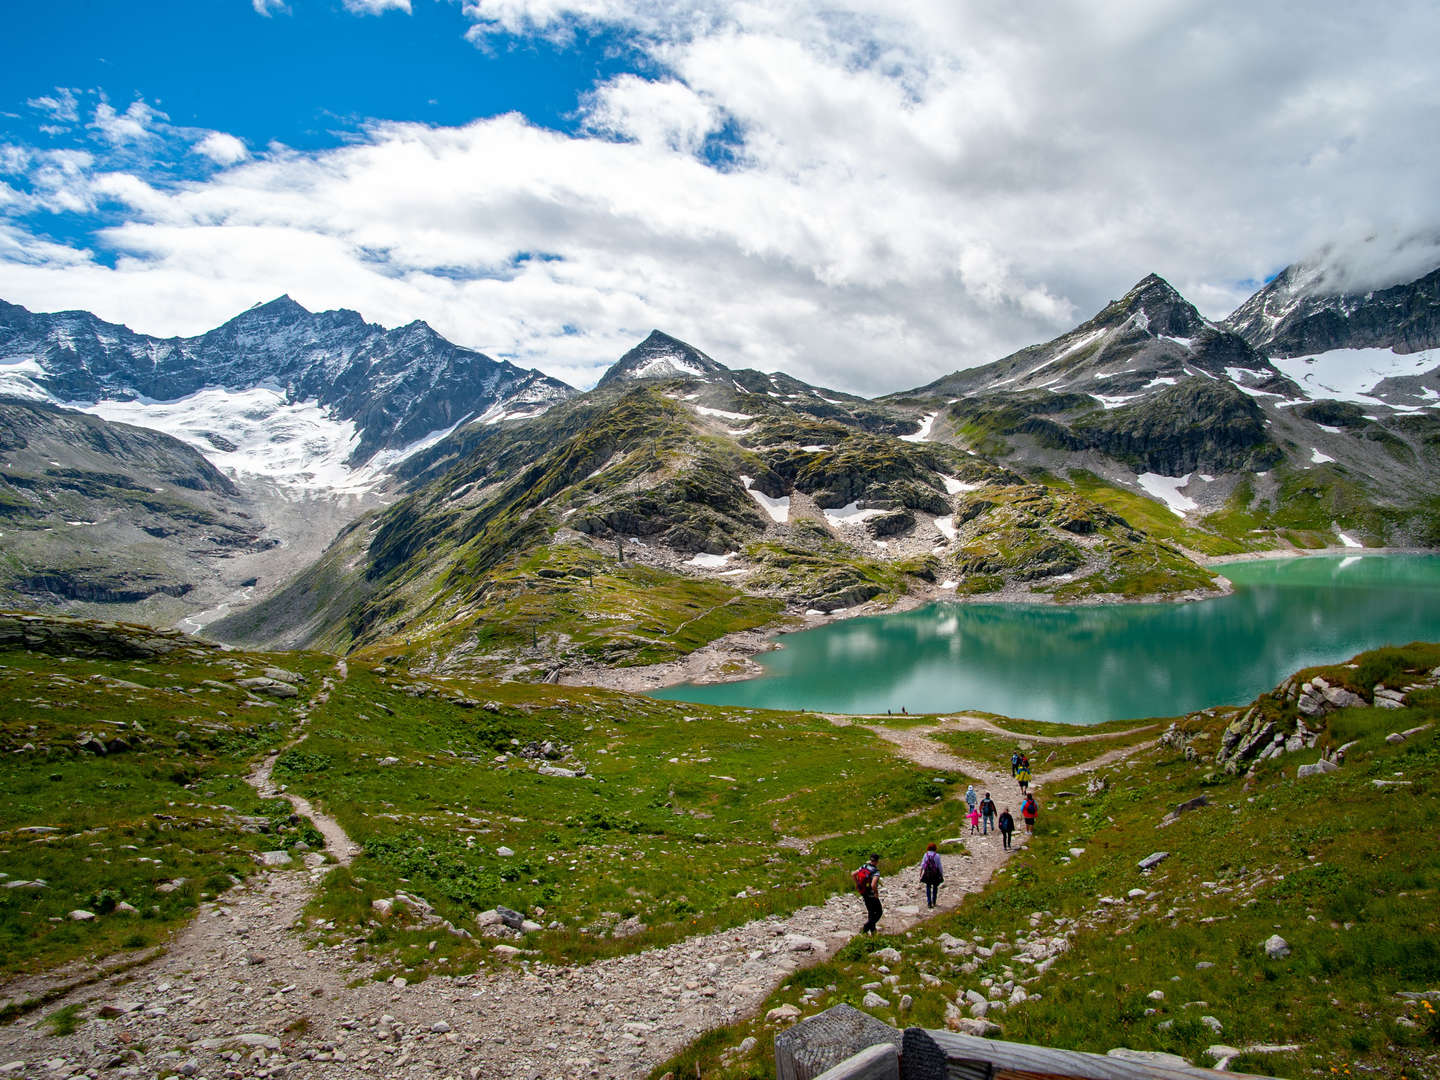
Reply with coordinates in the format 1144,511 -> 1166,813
776,1005 -> 1283,1080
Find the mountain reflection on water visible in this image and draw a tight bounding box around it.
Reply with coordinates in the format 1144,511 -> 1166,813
650,555 -> 1440,724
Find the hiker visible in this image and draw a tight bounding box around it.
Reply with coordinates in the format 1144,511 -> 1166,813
998,808 -> 1015,850
1010,751 -> 1019,777
967,805 -> 981,834
979,791 -> 996,835
1016,760 -> 1031,795
964,784 -> 977,815
854,853 -> 883,934
919,843 -> 944,909
1022,794 -> 1038,834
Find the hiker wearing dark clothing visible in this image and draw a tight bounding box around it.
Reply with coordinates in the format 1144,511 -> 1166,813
1022,795 -> 1038,834
855,854 -> 883,934
979,792 -> 996,834
919,843 -> 943,909
998,809 -> 1015,850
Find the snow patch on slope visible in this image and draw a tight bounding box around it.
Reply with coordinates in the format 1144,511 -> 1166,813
1136,472 -> 1197,517
1271,346 -> 1440,406
739,475 -> 789,523
631,350 -> 707,380
900,413 -> 937,442
824,502 -> 887,526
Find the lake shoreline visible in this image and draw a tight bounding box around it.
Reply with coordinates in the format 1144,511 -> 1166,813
561,545 -> 1439,699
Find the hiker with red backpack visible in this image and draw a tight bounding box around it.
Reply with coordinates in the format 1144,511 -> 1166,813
1022,793 -> 1038,834
853,854 -> 883,934
919,843 -> 944,909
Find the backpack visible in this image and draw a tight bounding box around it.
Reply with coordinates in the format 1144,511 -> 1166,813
920,851 -> 943,884
1023,797 -> 1037,817
853,864 -> 876,894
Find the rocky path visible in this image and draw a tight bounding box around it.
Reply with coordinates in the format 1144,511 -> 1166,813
0,704 -> 1131,1080
247,662 -> 361,867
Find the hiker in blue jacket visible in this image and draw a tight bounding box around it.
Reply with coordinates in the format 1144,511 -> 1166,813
979,791 -> 996,835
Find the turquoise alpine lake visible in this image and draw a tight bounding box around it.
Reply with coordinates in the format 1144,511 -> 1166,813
650,554 -> 1440,724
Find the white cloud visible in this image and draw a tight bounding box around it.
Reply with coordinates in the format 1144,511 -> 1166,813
3,1 -> 1440,396
89,100 -> 167,144
27,88 -> 80,124
193,132 -> 250,166
343,0 -> 412,13
252,0 -> 290,14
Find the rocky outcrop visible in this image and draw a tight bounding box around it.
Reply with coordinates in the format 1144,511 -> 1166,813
1070,379 -> 1281,475
0,610 -> 215,660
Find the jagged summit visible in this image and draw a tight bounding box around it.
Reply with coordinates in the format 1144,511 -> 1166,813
1224,261 -> 1440,358
905,273 -> 1275,402
596,330 -> 731,387
1082,273 -> 1212,340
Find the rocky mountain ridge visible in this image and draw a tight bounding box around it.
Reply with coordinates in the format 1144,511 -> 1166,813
1224,262 -> 1440,358
0,296 -> 576,467
5,257 -> 1440,654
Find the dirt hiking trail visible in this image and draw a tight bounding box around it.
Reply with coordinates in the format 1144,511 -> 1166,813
0,705 -> 1139,1080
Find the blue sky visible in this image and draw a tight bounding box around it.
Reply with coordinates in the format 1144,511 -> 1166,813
2,1 -> 1438,393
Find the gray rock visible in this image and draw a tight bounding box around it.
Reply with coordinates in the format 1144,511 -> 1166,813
1138,851 -> 1169,871
234,677 -> 299,699
258,850 -> 292,867
955,1017 -> 1000,1037
870,947 -> 901,963
496,846 -> 515,857
735,1036 -> 758,1055
1263,934 -> 1291,959
1200,1015 -> 1223,1033
495,905 -> 526,929
767,1004 -> 802,1021
67,909 -> 96,921
430,1021 -> 451,1034
861,991 -> 889,1009
371,898 -> 394,917
1386,732 -> 1407,745
1297,758 -> 1340,779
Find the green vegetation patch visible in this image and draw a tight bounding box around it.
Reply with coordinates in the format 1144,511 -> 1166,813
0,619 -> 333,978
289,668 -> 970,970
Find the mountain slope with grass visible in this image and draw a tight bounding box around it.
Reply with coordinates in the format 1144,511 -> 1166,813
656,644 -> 1440,1080
2,611 -> 1436,1080
211,352 -> 1227,671
890,271 -> 1440,556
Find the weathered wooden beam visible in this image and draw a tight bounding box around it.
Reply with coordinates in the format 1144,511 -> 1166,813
900,1029 -> 1282,1080
812,1043 -> 901,1080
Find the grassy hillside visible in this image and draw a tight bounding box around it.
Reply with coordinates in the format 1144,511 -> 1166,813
0,615 -> 329,983
654,645 -> 1440,1080
0,611 -> 971,987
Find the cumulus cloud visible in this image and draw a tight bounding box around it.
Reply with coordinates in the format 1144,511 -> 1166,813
252,0 -> 290,14
193,132 -> 251,166
3,0 -> 1440,395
